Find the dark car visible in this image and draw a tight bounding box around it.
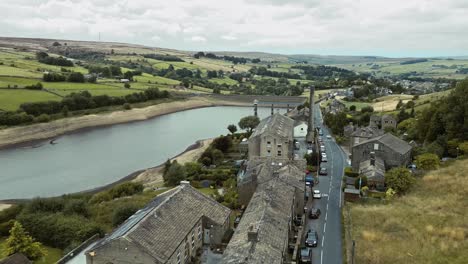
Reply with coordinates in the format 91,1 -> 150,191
299,247 -> 312,263
319,167 -> 327,176
305,229 -> 319,247
309,208 -> 321,219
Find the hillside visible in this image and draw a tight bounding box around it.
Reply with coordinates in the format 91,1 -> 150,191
345,159 -> 468,264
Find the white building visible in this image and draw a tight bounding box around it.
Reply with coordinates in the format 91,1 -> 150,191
293,121 -> 308,138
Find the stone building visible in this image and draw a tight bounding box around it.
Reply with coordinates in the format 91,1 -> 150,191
237,157 -> 306,213
351,133 -> 412,171
222,159 -> 306,264
349,126 -> 384,149
248,113 -> 294,160
86,182 -> 231,264
359,155 -> 386,189
0,253 -> 32,264
369,114 -> 397,130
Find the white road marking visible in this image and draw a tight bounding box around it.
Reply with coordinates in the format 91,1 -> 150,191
325,212 -> 328,221
326,203 -> 329,211
321,250 -> 324,264
324,222 -> 327,233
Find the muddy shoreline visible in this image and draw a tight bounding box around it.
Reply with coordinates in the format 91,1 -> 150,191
0,97 -> 250,150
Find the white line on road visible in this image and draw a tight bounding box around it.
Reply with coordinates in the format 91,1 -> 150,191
326,203 -> 329,211
321,250 -> 324,264
325,212 -> 328,221
324,222 -> 327,233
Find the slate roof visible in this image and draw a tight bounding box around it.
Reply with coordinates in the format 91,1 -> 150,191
351,126 -> 383,139
359,157 -> 385,181
354,133 -> 412,155
88,184 -> 231,263
222,176 -> 300,263
250,113 -> 294,140
0,254 -> 31,264
224,159 -> 305,264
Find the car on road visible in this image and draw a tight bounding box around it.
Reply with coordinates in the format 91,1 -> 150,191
305,174 -> 314,187
320,145 -> 326,152
326,135 -> 332,139
318,136 -> 323,142
299,247 -> 312,263
313,189 -> 321,199
309,208 -> 321,219
319,167 -> 328,176
321,155 -> 328,162
305,229 -> 319,247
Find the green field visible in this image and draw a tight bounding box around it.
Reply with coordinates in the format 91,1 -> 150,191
0,237 -> 63,264
0,89 -> 61,111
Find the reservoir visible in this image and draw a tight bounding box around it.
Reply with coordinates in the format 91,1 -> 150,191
0,106 -> 282,200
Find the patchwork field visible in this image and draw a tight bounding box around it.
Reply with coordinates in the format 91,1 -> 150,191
334,58 -> 468,79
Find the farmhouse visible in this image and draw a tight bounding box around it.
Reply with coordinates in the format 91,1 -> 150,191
369,114 -> 397,130
86,182 -> 231,264
351,133 -> 412,171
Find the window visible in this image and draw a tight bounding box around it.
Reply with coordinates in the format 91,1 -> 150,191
277,144 -> 282,148
267,141 -> 271,145
277,150 -> 282,156
373,143 -> 379,150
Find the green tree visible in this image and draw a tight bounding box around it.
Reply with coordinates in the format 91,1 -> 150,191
349,105 -> 356,111
415,153 -> 440,170
62,105 -> 69,117
124,83 -> 131,89
112,204 -> 139,227
5,221 -> 45,260
227,124 -> 238,134
163,160 -> 187,186
211,149 -> 224,164
385,167 -> 415,194
238,116 -> 260,133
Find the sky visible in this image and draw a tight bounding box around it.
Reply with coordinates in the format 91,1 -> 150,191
1,0 -> 468,57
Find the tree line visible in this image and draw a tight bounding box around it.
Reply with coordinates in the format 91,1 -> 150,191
142,54 -> 184,62
0,88 -> 169,126
36,52 -> 73,67
193,51 -> 260,64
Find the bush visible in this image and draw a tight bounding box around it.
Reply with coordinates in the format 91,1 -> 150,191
63,199 -> 89,217
112,204 -> 140,227
36,114 -> 50,123
385,167 -> 415,194
344,167 -> 359,177
25,82 -> 43,90
89,182 -> 144,204
17,212 -> 104,249
67,72 -> 85,83
415,153 -> 440,170
123,103 -> 131,110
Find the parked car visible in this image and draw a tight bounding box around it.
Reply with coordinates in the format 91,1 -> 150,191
313,189 -> 321,199
305,190 -> 310,201
318,136 -> 323,142
326,135 -> 332,139
319,167 -> 327,176
300,247 -> 312,263
321,156 -> 328,162
234,216 -> 241,228
305,229 -> 319,247
309,208 -> 321,219
305,174 -> 314,187
294,214 -> 303,226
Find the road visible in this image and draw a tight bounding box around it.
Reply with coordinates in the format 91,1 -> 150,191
304,104 -> 348,264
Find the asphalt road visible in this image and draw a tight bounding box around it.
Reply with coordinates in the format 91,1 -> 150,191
303,104 -> 348,264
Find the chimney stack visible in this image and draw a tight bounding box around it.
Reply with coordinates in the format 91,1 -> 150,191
247,225 -> 258,242
253,99 -> 258,117
370,152 -> 376,166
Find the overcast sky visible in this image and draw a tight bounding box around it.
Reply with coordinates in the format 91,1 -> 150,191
1,0 -> 468,57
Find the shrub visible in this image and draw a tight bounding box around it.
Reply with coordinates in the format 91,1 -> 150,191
344,167 -> 359,177
112,204 -> 140,227
35,114 -> 50,123
25,82 -> 43,90
385,167 -> 415,194
123,103 -> 131,110
415,153 -> 440,170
